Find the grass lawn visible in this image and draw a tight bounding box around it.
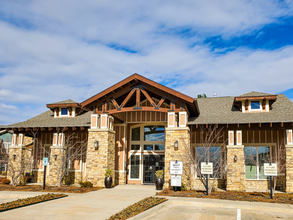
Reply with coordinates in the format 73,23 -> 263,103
0,184 -> 103,193
156,189 -> 293,204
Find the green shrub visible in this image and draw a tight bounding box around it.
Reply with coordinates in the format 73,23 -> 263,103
155,170 -> 164,179
105,169 -> 113,177
181,183 -> 187,191
1,178 -> 11,185
79,181 -> 93,188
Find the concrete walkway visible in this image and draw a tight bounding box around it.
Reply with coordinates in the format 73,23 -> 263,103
0,185 -> 157,220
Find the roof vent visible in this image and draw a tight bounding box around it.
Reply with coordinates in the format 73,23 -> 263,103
213,93 -> 217,97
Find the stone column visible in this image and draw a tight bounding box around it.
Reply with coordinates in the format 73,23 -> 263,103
164,127 -> 190,189
286,145 -> 293,192
86,128 -> 115,186
226,145 -> 245,191
47,145 -> 65,185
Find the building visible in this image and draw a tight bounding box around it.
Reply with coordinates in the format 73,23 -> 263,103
0,128 -> 12,172
4,74 -> 293,192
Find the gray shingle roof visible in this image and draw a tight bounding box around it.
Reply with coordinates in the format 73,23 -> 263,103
188,94 -> 293,124
49,99 -> 77,105
8,110 -> 91,128
238,91 -> 274,97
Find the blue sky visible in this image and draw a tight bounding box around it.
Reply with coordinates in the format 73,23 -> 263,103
0,0 -> 293,125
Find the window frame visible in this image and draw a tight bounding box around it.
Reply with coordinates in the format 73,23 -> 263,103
249,100 -> 262,112
244,145 -> 276,180
129,154 -> 141,180
60,108 -> 69,117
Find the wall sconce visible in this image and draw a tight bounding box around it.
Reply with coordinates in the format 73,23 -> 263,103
54,154 -> 58,160
94,141 -> 99,150
234,155 -> 237,162
174,140 -> 179,150
13,154 -> 16,161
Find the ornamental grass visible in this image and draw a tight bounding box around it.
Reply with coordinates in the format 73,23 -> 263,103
108,196 -> 167,220
0,193 -> 67,212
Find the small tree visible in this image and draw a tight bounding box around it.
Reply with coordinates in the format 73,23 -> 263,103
184,125 -> 227,194
197,94 -> 207,98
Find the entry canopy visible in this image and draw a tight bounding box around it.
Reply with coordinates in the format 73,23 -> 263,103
81,73 -> 199,118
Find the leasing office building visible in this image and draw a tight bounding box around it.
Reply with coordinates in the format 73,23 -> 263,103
3,74 -> 293,192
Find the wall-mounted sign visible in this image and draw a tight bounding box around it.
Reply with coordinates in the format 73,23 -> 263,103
43,157 -> 48,166
171,175 -> 182,187
170,161 -> 183,175
201,162 -> 213,175
264,163 -> 278,176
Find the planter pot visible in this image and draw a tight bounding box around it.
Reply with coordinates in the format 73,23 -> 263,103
105,177 -> 112,188
155,179 -> 164,190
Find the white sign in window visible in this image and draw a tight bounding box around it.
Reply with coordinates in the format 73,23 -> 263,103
43,157 -> 48,166
170,161 -> 183,175
263,163 -> 278,176
201,162 -> 213,175
171,175 -> 182,187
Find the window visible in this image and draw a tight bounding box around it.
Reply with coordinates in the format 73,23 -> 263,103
131,127 -> 140,141
130,155 -> 140,179
144,126 -> 165,141
245,146 -> 271,179
131,144 -> 140,150
195,146 -> 222,178
251,101 -> 261,110
61,108 -> 68,116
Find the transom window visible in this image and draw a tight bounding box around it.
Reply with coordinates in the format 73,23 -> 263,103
250,101 -> 261,110
245,146 -> 272,180
130,125 -> 165,151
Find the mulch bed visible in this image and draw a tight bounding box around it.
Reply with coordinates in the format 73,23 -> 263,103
156,189 -> 293,204
108,197 -> 167,220
0,184 -> 103,193
0,193 -> 67,212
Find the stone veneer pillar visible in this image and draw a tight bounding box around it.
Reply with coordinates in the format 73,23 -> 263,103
47,146 -> 65,185
164,127 -> 190,189
286,145 -> 293,193
86,128 -> 115,186
226,145 -> 246,191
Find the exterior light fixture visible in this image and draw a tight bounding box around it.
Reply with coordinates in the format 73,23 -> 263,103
13,154 -> 16,161
174,140 -> 179,150
54,154 -> 58,160
94,141 -> 99,150
234,155 -> 237,162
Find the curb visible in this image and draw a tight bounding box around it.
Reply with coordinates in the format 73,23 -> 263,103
128,201 -> 168,220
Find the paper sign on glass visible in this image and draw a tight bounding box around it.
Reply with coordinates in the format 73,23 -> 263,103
201,162 -> 213,175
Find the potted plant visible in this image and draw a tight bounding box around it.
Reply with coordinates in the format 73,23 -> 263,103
104,169 -> 113,188
155,170 -> 164,190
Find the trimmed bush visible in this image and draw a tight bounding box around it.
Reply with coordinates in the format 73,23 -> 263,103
79,181 -> 93,188
1,178 -> 11,185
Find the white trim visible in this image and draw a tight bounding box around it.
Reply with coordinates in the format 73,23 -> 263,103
91,114 -> 99,129
100,114 -> 108,129
58,133 -> 64,146
179,111 -> 187,127
53,133 -> 58,146
18,133 -> 23,146
168,112 -> 176,128
265,99 -> 269,112
11,134 -> 17,146
236,130 -> 242,145
287,129 -> 293,145
241,101 -> 245,113
228,130 -> 234,145
72,107 -> 76,117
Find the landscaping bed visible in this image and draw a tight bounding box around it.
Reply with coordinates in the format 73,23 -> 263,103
0,193 -> 67,212
108,197 -> 167,220
0,184 -> 103,193
156,189 -> 293,204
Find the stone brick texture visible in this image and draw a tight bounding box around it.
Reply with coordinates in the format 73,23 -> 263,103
86,129 -> 115,187
164,128 -> 191,189
286,146 -> 293,192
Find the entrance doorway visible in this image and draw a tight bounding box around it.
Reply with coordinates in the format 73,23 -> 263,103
143,155 -> 164,184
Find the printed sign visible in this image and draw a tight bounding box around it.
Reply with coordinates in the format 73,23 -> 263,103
170,161 -> 183,175
171,175 -> 182,187
201,162 -> 213,175
43,157 -> 48,166
264,163 -> 278,176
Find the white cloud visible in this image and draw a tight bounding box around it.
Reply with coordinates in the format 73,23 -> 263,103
0,1 -> 293,124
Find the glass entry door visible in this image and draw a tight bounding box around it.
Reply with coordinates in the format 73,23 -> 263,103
143,155 -> 164,184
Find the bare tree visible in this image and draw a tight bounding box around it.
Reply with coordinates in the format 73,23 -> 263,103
40,132 -> 87,187
184,125 -> 228,194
